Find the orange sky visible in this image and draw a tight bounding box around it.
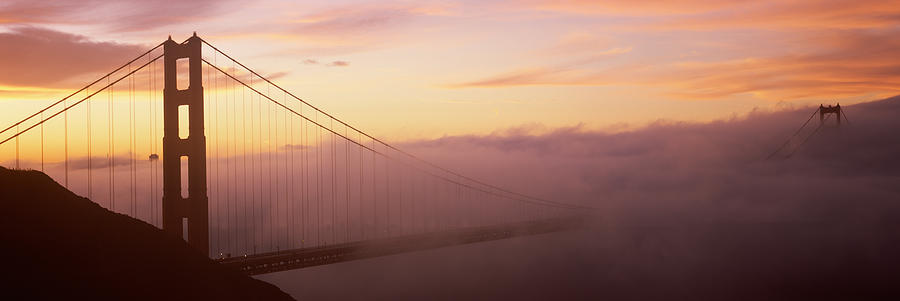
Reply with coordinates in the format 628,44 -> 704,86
1,0 -> 899,141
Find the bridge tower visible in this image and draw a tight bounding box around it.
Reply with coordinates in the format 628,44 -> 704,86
162,34 -> 209,255
819,103 -> 842,126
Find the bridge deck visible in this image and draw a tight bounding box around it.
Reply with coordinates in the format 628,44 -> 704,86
218,217 -> 587,275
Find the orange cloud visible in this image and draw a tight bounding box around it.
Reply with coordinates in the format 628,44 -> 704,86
652,0 -> 900,31
448,47 -> 631,88
0,26 -> 145,88
537,32 -> 612,56
249,3 -> 456,56
449,28 -> 900,101
653,29 -> 900,99
285,3 -> 451,37
520,0 -> 753,16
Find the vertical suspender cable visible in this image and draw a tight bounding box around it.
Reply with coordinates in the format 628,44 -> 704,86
331,118 -> 336,243
268,84 -> 273,251
231,63 -> 236,254
289,92 -> 294,249
385,152 -> 390,235
64,97 -> 68,188
243,68 -> 249,254
283,94 -> 289,247
224,60 -> 230,254
398,161 -> 403,234
372,139 -> 381,238
257,74 -> 263,252
284,93 -> 290,249
356,132 -> 366,239
130,64 -> 135,215
41,111 -> 44,172
249,72 -> 257,253
302,104 -> 307,246
317,111 -> 322,245
345,126 -> 350,241
228,60 -> 234,254
109,76 -> 114,210
215,53 -> 222,256
150,57 -> 156,226
272,84 -> 278,251
14,124 -> 18,169
87,87 -> 92,200
272,85 -> 278,250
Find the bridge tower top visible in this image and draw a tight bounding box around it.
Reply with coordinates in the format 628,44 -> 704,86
819,103 -> 842,126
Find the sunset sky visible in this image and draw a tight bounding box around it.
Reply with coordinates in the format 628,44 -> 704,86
4,3 -> 900,299
1,0 -> 899,140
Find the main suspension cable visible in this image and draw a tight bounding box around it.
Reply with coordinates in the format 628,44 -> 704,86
199,39 -> 596,211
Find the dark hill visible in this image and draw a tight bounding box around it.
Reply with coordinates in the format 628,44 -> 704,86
0,167 -> 294,300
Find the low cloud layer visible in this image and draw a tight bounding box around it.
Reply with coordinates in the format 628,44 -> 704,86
263,96 -> 900,299
399,96 -> 900,219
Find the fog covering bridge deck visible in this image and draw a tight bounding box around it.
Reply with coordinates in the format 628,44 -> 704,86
219,217 -> 587,275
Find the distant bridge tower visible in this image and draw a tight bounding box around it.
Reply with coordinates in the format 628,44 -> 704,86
162,34 -> 209,255
819,103 -> 842,126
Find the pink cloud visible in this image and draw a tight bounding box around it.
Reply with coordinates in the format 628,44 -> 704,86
0,0 -> 232,31
328,61 -> 349,67
448,27 -> 900,101
519,0 -> 754,16
650,0 -> 900,30
287,4 -> 443,38
0,26 -> 146,87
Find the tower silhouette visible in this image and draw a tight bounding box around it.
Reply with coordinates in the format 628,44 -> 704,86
162,33 -> 209,255
819,103 -> 842,126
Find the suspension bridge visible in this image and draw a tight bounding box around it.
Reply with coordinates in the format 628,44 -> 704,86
767,103 -> 849,160
0,34 -> 594,275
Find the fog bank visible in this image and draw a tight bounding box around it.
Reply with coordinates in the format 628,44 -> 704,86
261,96 -> 900,300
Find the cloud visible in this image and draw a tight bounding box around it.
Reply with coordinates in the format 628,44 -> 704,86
265,96 -> 900,300
650,29 -> 900,99
449,27 -> 900,101
68,155 -> 137,170
262,2 -> 457,56
477,0 -> 900,100
537,32 -> 612,56
328,61 -> 349,67
447,67 -> 577,88
447,48 -> 630,88
520,0 -> 752,15
0,0 -> 233,32
649,0 -> 900,31
0,26 -> 146,87
303,59 -> 350,67
518,0 -> 900,31
287,4 -> 437,38
301,59 -> 349,67
280,144 -> 308,151
398,96 -> 900,209
265,71 -> 290,81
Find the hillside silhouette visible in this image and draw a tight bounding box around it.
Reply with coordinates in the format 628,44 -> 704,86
0,167 -> 294,300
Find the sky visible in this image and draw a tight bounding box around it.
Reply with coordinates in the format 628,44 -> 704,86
3,2 -> 900,298
2,0 -> 899,141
